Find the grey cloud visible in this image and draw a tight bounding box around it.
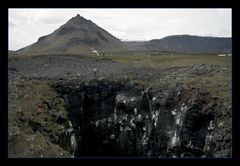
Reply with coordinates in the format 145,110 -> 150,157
8,9 -> 232,51
9,21 -> 16,27
41,16 -> 68,25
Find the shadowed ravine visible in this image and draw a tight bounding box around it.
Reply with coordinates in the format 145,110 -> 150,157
52,79 -> 230,157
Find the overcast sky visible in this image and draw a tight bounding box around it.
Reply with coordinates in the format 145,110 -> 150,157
9,8 -> 232,51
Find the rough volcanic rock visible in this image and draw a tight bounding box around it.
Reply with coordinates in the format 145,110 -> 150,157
49,80 -> 231,157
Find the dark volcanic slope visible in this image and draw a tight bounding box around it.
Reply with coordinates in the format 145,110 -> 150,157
17,14 -> 128,55
126,35 -> 232,53
9,54 -> 132,79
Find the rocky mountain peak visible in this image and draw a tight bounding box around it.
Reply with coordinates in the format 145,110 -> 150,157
17,14 -> 128,55
66,14 -> 92,27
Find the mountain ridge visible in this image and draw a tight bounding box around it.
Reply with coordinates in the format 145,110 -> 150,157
16,15 -> 232,55
125,34 -> 232,53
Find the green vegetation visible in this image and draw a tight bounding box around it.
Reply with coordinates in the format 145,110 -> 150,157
182,72 -> 231,101
98,53 -> 232,101
99,54 -> 231,67
12,53 -> 231,68
9,79 -> 54,117
9,79 -> 70,157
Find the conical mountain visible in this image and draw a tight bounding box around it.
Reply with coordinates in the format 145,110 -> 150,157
17,14 -> 128,55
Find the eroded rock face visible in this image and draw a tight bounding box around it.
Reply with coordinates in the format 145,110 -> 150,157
51,80 -> 231,157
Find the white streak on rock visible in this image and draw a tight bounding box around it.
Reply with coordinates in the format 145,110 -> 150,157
172,109 -> 177,115
152,97 -> 156,102
134,108 -> 137,115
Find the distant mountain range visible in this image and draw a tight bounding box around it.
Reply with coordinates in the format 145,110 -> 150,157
16,15 -> 232,55
125,35 -> 232,53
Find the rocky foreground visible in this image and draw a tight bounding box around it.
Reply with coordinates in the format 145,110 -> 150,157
8,54 -> 231,158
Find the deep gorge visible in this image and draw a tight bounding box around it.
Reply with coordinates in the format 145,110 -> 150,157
50,79 -> 231,157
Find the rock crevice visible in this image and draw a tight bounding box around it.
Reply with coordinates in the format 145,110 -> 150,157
51,79 -> 231,157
